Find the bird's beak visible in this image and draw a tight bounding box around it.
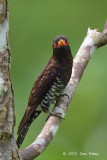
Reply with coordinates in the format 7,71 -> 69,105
57,39 -> 67,47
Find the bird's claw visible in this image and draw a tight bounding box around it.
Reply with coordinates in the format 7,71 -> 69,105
48,109 -> 65,120
61,93 -> 69,99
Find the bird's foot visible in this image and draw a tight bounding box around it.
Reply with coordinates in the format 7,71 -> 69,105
56,93 -> 69,101
48,108 -> 65,120
61,93 -> 69,99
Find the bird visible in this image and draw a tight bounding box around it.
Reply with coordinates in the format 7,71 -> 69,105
17,35 -> 73,148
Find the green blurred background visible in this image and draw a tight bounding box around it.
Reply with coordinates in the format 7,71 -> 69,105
9,0 -> 107,160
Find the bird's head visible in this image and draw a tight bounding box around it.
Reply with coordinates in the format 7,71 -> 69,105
53,35 -> 71,57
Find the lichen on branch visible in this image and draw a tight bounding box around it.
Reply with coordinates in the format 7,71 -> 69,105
0,0 -> 21,159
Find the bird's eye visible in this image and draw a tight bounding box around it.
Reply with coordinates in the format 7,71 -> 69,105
67,41 -> 69,45
53,43 -> 57,49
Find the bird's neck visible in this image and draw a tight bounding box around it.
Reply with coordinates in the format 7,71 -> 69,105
52,48 -> 72,62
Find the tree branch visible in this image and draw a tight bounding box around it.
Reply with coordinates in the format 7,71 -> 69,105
0,0 -> 21,159
19,21 -> 107,160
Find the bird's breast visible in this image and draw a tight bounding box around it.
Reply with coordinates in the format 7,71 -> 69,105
40,77 -> 66,113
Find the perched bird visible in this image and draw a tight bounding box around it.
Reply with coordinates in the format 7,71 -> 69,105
17,35 -> 73,148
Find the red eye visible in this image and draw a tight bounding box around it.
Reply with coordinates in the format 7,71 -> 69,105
53,43 -> 57,48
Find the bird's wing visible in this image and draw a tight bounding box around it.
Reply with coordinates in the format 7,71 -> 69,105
17,59 -> 58,134
28,60 -> 57,107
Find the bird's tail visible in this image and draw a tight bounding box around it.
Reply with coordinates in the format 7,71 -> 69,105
17,110 -> 41,148
17,123 -> 30,148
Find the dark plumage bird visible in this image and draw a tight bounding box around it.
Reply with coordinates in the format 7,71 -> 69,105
17,35 -> 73,148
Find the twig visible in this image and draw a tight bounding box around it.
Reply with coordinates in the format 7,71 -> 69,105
19,20 -> 107,160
